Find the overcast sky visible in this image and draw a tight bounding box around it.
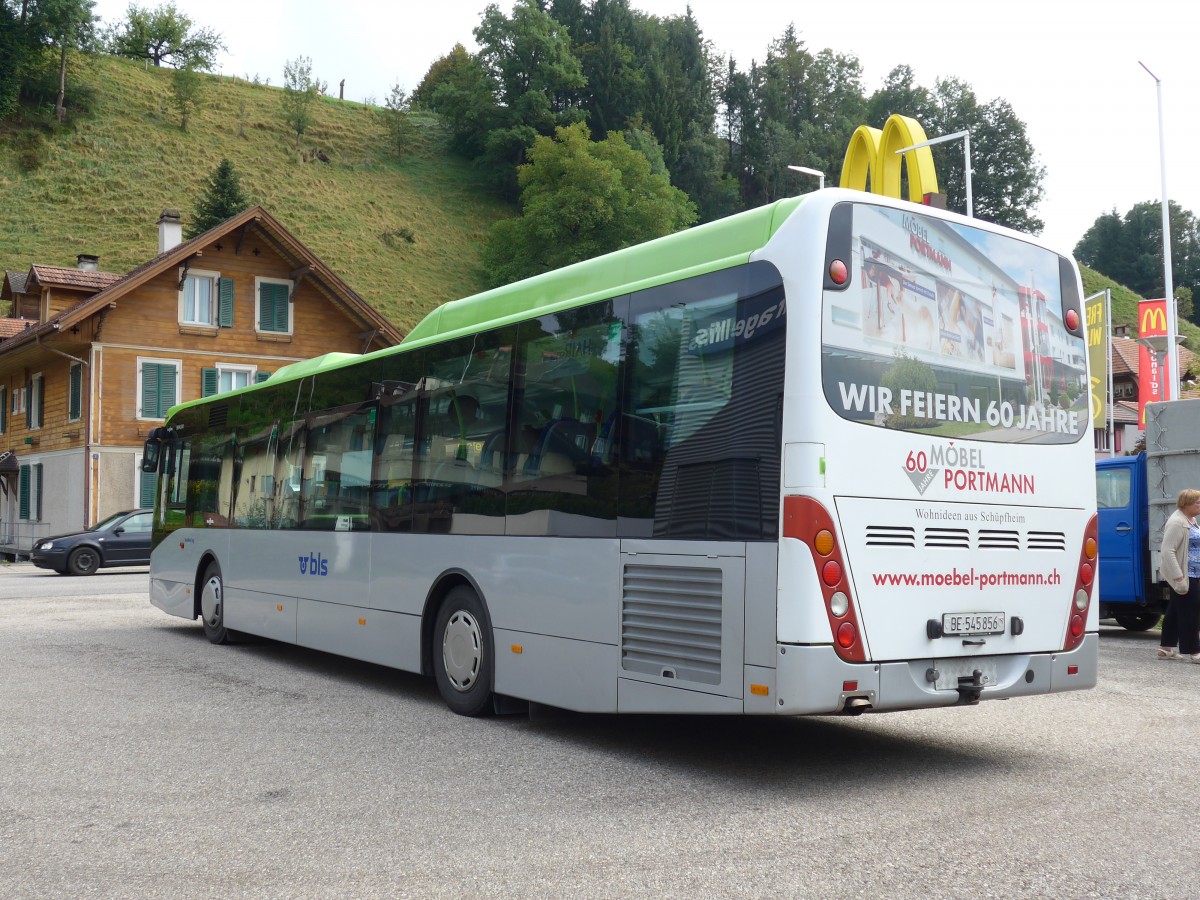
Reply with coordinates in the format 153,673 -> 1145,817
90,0 -> 1199,257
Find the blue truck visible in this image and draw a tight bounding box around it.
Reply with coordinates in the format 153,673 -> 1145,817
1095,399 -> 1200,630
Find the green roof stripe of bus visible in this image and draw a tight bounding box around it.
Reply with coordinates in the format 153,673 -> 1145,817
164,196 -> 804,420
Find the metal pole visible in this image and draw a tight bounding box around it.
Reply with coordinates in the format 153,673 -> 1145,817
894,130 -> 972,217
962,131 -> 973,219
1106,288 -> 1114,456
1140,61 -> 1177,401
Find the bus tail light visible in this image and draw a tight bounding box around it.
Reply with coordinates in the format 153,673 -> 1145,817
783,496 -> 866,662
1063,514 -> 1098,652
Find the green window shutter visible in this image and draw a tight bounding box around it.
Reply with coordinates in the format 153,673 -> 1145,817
140,469 -> 158,509
18,465 -> 29,520
69,364 -> 82,420
259,282 -> 289,332
201,367 -> 220,397
0,387 -> 6,432
25,379 -> 31,428
255,370 -> 271,384
34,463 -> 42,519
34,378 -> 42,428
142,362 -> 176,418
218,277 -> 235,327
141,363 -> 160,418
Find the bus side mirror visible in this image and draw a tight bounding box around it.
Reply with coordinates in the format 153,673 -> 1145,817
142,439 -> 161,473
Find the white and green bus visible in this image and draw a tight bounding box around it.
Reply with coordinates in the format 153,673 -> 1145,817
143,189 -> 1098,717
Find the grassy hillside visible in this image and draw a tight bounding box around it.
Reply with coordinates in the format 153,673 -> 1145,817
0,56 -> 511,332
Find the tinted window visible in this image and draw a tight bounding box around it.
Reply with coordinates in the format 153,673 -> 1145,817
507,303 -> 622,536
621,263 -> 785,539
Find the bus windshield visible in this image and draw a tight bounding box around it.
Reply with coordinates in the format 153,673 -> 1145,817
821,202 -> 1087,444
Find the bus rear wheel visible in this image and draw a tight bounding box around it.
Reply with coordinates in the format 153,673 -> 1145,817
199,561 -> 230,645
433,586 -> 494,717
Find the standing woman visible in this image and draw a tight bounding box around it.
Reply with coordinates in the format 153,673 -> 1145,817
1158,488 -> 1200,661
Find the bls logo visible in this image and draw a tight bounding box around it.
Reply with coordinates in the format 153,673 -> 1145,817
299,552 -> 329,576
840,114 -> 939,204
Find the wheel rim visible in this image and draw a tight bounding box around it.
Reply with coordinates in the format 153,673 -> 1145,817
442,610 -> 482,692
76,550 -> 97,572
200,575 -> 222,629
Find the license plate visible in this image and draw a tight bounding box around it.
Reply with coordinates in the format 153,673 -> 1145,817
942,612 -> 1005,636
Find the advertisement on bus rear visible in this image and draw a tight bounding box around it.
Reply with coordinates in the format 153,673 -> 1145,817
821,204 -> 1087,444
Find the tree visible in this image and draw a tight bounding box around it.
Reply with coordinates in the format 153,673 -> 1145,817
188,158 -> 249,238
36,0 -> 97,122
280,55 -> 325,151
106,1 -> 223,70
169,63 -> 201,130
379,82 -> 417,157
481,121 -> 696,285
1075,200 -> 1200,321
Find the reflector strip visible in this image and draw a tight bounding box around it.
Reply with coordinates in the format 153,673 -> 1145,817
750,684 -> 769,696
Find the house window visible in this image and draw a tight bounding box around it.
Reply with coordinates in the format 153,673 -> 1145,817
201,364 -> 257,397
255,277 -> 293,335
26,373 -> 43,429
19,463 -> 42,521
11,386 -> 25,416
180,270 -> 234,328
68,362 -> 83,421
138,358 -> 181,419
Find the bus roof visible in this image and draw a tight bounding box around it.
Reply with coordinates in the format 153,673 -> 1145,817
164,195 -> 805,418
401,195 -> 804,347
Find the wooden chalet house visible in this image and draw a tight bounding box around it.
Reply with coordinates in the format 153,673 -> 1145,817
0,207 -> 401,558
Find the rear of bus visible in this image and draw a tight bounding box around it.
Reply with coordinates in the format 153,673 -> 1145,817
765,191 -> 1097,714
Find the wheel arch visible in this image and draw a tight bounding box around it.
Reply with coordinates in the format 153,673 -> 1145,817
191,551 -> 221,619
420,568 -> 490,677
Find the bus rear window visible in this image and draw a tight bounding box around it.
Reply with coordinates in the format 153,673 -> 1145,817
821,203 -> 1087,444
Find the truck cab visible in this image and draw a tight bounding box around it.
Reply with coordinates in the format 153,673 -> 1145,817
1095,454 -> 1165,630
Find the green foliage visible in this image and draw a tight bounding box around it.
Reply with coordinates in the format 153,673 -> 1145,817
1075,200 -> 1200,324
280,55 -> 325,150
379,82 -> 417,158
169,64 -> 202,131
187,158 -> 248,238
882,353 -> 938,429
105,1 -> 223,69
481,122 -> 696,286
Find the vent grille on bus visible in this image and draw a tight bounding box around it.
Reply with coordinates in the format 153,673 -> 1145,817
208,404 -> 229,430
1027,531 -> 1067,551
978,529 -> 1020,550
862,525 -> 1071,552
866,525 -> 916,547
621,564 -> 722,685
924,527 -> 970,549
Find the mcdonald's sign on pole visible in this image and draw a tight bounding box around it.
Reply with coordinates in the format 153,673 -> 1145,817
1085,293 -> 1108,429
1138,298 -> 1168,427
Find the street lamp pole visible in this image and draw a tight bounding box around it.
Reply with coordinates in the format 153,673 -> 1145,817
787,165 -> 824,192
894,130 -> 972,217
1139,60 -> 1178,401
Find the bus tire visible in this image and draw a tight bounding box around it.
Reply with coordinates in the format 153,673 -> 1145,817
199,561 -> 230,645
433,586 -> 494,717
1115,613 -> 1160,632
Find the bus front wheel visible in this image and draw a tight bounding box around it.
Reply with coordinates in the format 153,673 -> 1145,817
433,586 -> 494,717
1115,613 -> 1160,632
200,561 -> 230,645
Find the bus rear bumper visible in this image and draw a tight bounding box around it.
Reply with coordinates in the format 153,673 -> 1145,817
770,633 -> 1098,715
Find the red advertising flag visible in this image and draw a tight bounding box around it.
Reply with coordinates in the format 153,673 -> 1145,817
1138,299 -> 1168,427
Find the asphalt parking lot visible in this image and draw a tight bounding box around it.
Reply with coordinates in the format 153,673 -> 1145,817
1,565 -> 1196,899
